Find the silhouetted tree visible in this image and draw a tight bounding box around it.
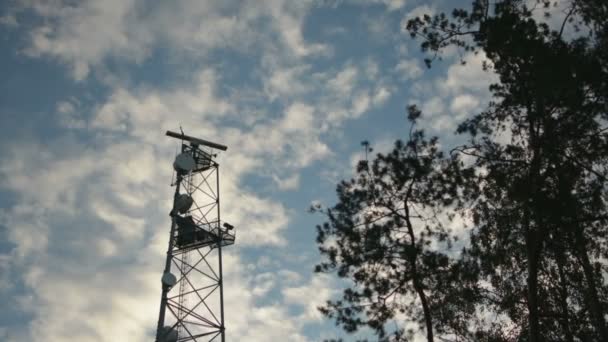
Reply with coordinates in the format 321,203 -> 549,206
316,0 -> 608,341
406,0 -> 608,341
314,108 -> 475,341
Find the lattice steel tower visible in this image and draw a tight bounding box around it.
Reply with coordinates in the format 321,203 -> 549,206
155,131 -> 235,342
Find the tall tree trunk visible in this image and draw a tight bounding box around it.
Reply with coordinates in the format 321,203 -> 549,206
525,160 -> 542,342
561,180 -> 607,339
526,107 -> 542,342
413,278 -> 434,342
554,246 -> 574,342
574,228 -> 608,340
404,201 -> 434,342
559,178 -> 607,339
526,232 -> 541,342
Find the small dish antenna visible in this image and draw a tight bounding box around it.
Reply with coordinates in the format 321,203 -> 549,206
172,194 -> 194,215
173,153 -> 196,173
161,272 -> 177,288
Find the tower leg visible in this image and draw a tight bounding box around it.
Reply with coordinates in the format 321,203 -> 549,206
156,177 -> 182,341
216,165 -> 226,342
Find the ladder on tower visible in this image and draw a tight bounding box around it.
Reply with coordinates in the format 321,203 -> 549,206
177,250 -> 189,338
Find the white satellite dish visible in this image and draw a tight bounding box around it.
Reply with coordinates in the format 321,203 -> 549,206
160,326 -> 178,342
173,153 -> 196,173
161,272 -> 177,288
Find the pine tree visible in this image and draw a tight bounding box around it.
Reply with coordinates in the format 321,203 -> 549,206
316,1 -> 608,341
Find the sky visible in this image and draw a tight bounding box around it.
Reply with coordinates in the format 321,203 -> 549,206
0,0 -> 505,341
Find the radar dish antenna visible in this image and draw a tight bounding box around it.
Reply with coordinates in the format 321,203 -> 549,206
166,130 -> 228,151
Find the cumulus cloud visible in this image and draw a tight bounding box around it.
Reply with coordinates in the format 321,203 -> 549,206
328,65 -> 359,97
22,0 -> 149,80
0,136 -> 168,341
450,93 -> 481,123
89,70 -> 235,150
395,58 -> 423,80
404,52 -> 498,134
282,274 -> 336,321
16,0 -> 329,80
273,174 -> 301,191
438,52 -> 497,96
263,64 -> 313,101
350,0 -> 407,11
0,14 -> 18,28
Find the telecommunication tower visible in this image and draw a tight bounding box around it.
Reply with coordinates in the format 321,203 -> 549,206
155,131 -> 235,342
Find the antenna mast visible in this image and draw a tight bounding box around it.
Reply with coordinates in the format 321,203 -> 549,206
155,131 -> 235,342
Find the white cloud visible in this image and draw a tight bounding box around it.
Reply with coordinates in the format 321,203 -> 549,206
323,26 -> 347,36
351,91 -> 371,117
282,274 -> 336,321
422,96 -> 445,118
18,0 -> 329,80
0,254 -> 12,292
351,0 -> 407,11
91,69 -> 233,143
395,58 -> 423,80
273,173 -> 301,191
91,198 -> 146,240
318,61 -> 394,128
23,0 -> 149,80
264,64 -> 313,101
56,100 -> 86,129
384,0 -> 407,11
364,58 -> 380,80
265,1 -> 331,58
363,12 -> 392,40
222,254 -> 329,341
450,94 -> 480,113
372,86 -> 391,105
438,52 -> 497,96
0,14 -> 18,27
96,238 -> 118,257
225,191 -> 290,246
1,207 -> 49,260
328,65 -> 359,97
281,102 -> 315,133
450,93 -> 481,124
408,52 -> 498,134
278,269 -> 302,284
56,101 -> 74,114
251,272 -> 277,297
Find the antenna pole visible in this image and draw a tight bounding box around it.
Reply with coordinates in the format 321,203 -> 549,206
155,175 -> 182,342
217,165 -> 226,342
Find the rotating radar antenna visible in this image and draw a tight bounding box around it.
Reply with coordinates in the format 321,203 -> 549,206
155,131 -> 236,342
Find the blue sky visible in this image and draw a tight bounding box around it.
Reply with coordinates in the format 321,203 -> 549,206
0,0 -> 502,341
